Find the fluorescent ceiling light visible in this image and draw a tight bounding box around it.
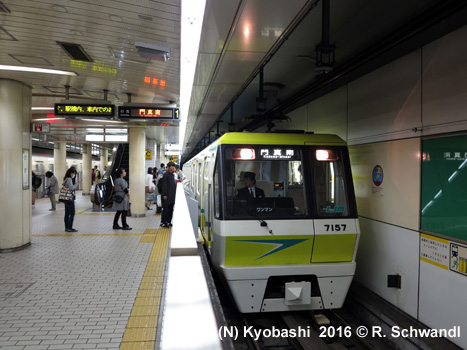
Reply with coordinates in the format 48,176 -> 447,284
85,134 -> 104,142
0,65 -> 78,76
32,107 -> 54,110
33,118 -> 65,121
106,128 -> 127,134
81,119 -> 123,123
165,151 -> 180,156
106,135 -> 128,142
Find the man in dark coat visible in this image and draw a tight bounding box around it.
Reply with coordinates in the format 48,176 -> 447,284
160,162 -> 176,228
236,172 -> 265,206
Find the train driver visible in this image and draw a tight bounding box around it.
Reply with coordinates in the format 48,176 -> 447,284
236,172 -> 265,205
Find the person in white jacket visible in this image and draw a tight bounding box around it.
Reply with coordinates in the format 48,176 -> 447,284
145,167 -> 155,210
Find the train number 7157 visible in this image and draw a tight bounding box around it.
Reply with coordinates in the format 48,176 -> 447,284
324,224 -> 347,231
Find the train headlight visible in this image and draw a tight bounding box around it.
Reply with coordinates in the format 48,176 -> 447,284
316,149 -> 338,161
232,148 -> 255,160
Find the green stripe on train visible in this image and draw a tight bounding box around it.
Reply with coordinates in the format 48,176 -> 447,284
217,132 -> 347,146
311,234 -> 357,262
225,235 -> 314,266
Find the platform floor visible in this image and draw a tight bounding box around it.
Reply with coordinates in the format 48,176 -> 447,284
0,193 -> 167,350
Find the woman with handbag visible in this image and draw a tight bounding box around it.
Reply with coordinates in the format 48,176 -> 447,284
145,167 -> 155,210
112,168 -> 132,230
62,167 -> 81,232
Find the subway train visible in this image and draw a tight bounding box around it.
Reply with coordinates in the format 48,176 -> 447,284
183,132 -> 360,313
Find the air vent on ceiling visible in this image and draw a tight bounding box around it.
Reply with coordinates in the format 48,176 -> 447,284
135,41 -> 171,62
138,15 -> 153,21
57,42 -> 93,62
0,2 -> 11,13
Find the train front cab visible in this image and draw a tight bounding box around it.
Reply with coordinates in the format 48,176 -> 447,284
207,134 -> 360,313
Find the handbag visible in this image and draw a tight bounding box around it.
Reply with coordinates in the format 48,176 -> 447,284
113,194 -> 124,203
58,187 -> 73,203
145,185 -> 154,194
127,203 -> 132,217
44,187 -> 50,196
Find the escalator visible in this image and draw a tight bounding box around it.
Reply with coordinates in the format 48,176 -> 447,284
91,143 -> 130,209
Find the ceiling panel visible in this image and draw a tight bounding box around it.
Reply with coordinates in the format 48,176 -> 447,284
0,0 -> 181,146
226,0 -> 308,53
193,53 -> 220,87
197,0 -> 241,54
213,51 -> 265,85
206,83 -> 243,103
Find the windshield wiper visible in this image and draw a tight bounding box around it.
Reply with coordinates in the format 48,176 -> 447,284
245,207 -> 273,235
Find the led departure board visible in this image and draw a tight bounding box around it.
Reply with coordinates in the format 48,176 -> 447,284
54,104 -> 115,117
118,106 -> 180,120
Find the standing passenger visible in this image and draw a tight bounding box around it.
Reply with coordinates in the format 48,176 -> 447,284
45,171 -> 59,211
31,171 -> 36,208
145,167 -> 155,210
160,162 -> 176,228
112,168 -> 132,230
63,167 -> 81,232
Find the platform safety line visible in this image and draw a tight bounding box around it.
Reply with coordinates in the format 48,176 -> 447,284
120,227 -> 171,350
32,233 -> 143,237
78,213 -> 115,216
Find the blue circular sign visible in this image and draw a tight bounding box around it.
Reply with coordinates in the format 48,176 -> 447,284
372,165 -> 383,186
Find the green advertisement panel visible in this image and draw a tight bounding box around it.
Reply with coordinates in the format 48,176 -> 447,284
421,135 -> 467,241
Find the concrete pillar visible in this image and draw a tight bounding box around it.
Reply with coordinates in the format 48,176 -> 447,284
160,142 -> 166,167
0,79 -> 32,251
82,143 -> 92,195
54,141 -> 67,186
129,127 -> 146,217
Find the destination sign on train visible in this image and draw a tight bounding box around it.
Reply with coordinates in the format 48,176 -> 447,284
54,104 -> 115,117
118,106 -> 180,120
259,147 -> 299,160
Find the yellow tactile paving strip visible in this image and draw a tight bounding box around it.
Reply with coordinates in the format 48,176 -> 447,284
139,228 -> 157,243
120,227 -> 170,350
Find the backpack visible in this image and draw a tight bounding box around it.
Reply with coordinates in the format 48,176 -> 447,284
33,176 -> 42,189
157,175 -> 163,194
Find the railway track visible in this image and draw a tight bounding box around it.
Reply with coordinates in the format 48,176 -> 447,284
232,309 -> 395,350
203,243 -> 391,350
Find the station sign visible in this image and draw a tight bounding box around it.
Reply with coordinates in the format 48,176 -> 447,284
31,123 -> 50,132
118,106 -> 180,120
54,103 -> 115,117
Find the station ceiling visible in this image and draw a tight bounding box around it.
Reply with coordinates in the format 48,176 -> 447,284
0,0 -> 465,158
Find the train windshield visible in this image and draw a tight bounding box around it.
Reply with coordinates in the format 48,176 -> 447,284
310,147 -> 351,217
224,146 -> 308,219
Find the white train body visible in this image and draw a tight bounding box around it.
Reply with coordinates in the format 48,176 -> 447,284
183,133 -> 360,313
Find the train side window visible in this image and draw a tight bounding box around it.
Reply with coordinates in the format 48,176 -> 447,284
196,161 -> 200,195
213,160 -> 220,218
